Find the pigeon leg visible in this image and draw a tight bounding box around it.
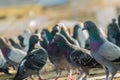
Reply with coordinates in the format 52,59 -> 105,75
38,75 -> 42,80
103,65 -> 109,80
66,66 -> 74,80
76,68 -> 83,80
30,76 -> 34,80
79,67 -> 89,80
82,73 -> 88,80
109,70 -> 117,80
67,69 -> 74,80
55,76 -> 59,80
55,69 -> 62,80
73,69 -> 79,75
37,73 -> 42,80
44,68 -> 47,73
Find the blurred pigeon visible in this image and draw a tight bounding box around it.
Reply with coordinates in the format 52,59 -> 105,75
0,37 -> 27,70
0,49 -> 11,75
107,18 -> 120,45
40,29 -> 52,50
23,29 -> 31,52
72,24 -> 87,48
83,20 -> 120,80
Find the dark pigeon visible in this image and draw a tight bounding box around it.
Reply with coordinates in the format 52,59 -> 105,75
13,34 -> 48,80
52,34 -> 101,80
107,18 -> 120,46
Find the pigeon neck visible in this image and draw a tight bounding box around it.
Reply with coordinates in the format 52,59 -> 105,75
73,30 -> 78,39
61,29 -> 77,46
73,27 -> 80,39
89,28 -> 105,51
43,36 -> 49,45
51,31 -> 57,39
40,38 -> 49,50
28,42 -> 35,53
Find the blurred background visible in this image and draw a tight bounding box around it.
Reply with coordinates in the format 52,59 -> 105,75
0,0 -> 119,38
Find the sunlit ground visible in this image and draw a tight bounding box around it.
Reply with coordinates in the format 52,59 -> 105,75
0,60 -> 120,80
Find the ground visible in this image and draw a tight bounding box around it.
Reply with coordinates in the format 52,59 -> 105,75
0,60 -> 120,80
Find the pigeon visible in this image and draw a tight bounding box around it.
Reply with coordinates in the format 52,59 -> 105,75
52,33 -> 101,80
82,20 -> 120,80
72,24 -> 87,48
0,37 -> 27,70
40,26 -> 73,80
13,34 -> 48,80
40,29 -> 52,50
0,49 -> 11,75
107,18 -> 120,46
51,24 -> 61,39
23,29 -> 31,52
47,42 -> 73,80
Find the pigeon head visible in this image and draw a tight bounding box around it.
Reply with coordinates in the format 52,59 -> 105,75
29,34 -> 40,44
82,20 -> 102,37
82,21 -> 106,51
41,29 -> 52,41
112,18 -> 116,23
74,24 -> 81,30
28,34 -> 40,53
82,21 -> 98,32
51,23 -> 62,39
52,23 -> 61,33
41,29 -> 48,38
24,29 -> 31,36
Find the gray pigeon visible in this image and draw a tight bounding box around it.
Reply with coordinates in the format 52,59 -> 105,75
83,20 -> 120,80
